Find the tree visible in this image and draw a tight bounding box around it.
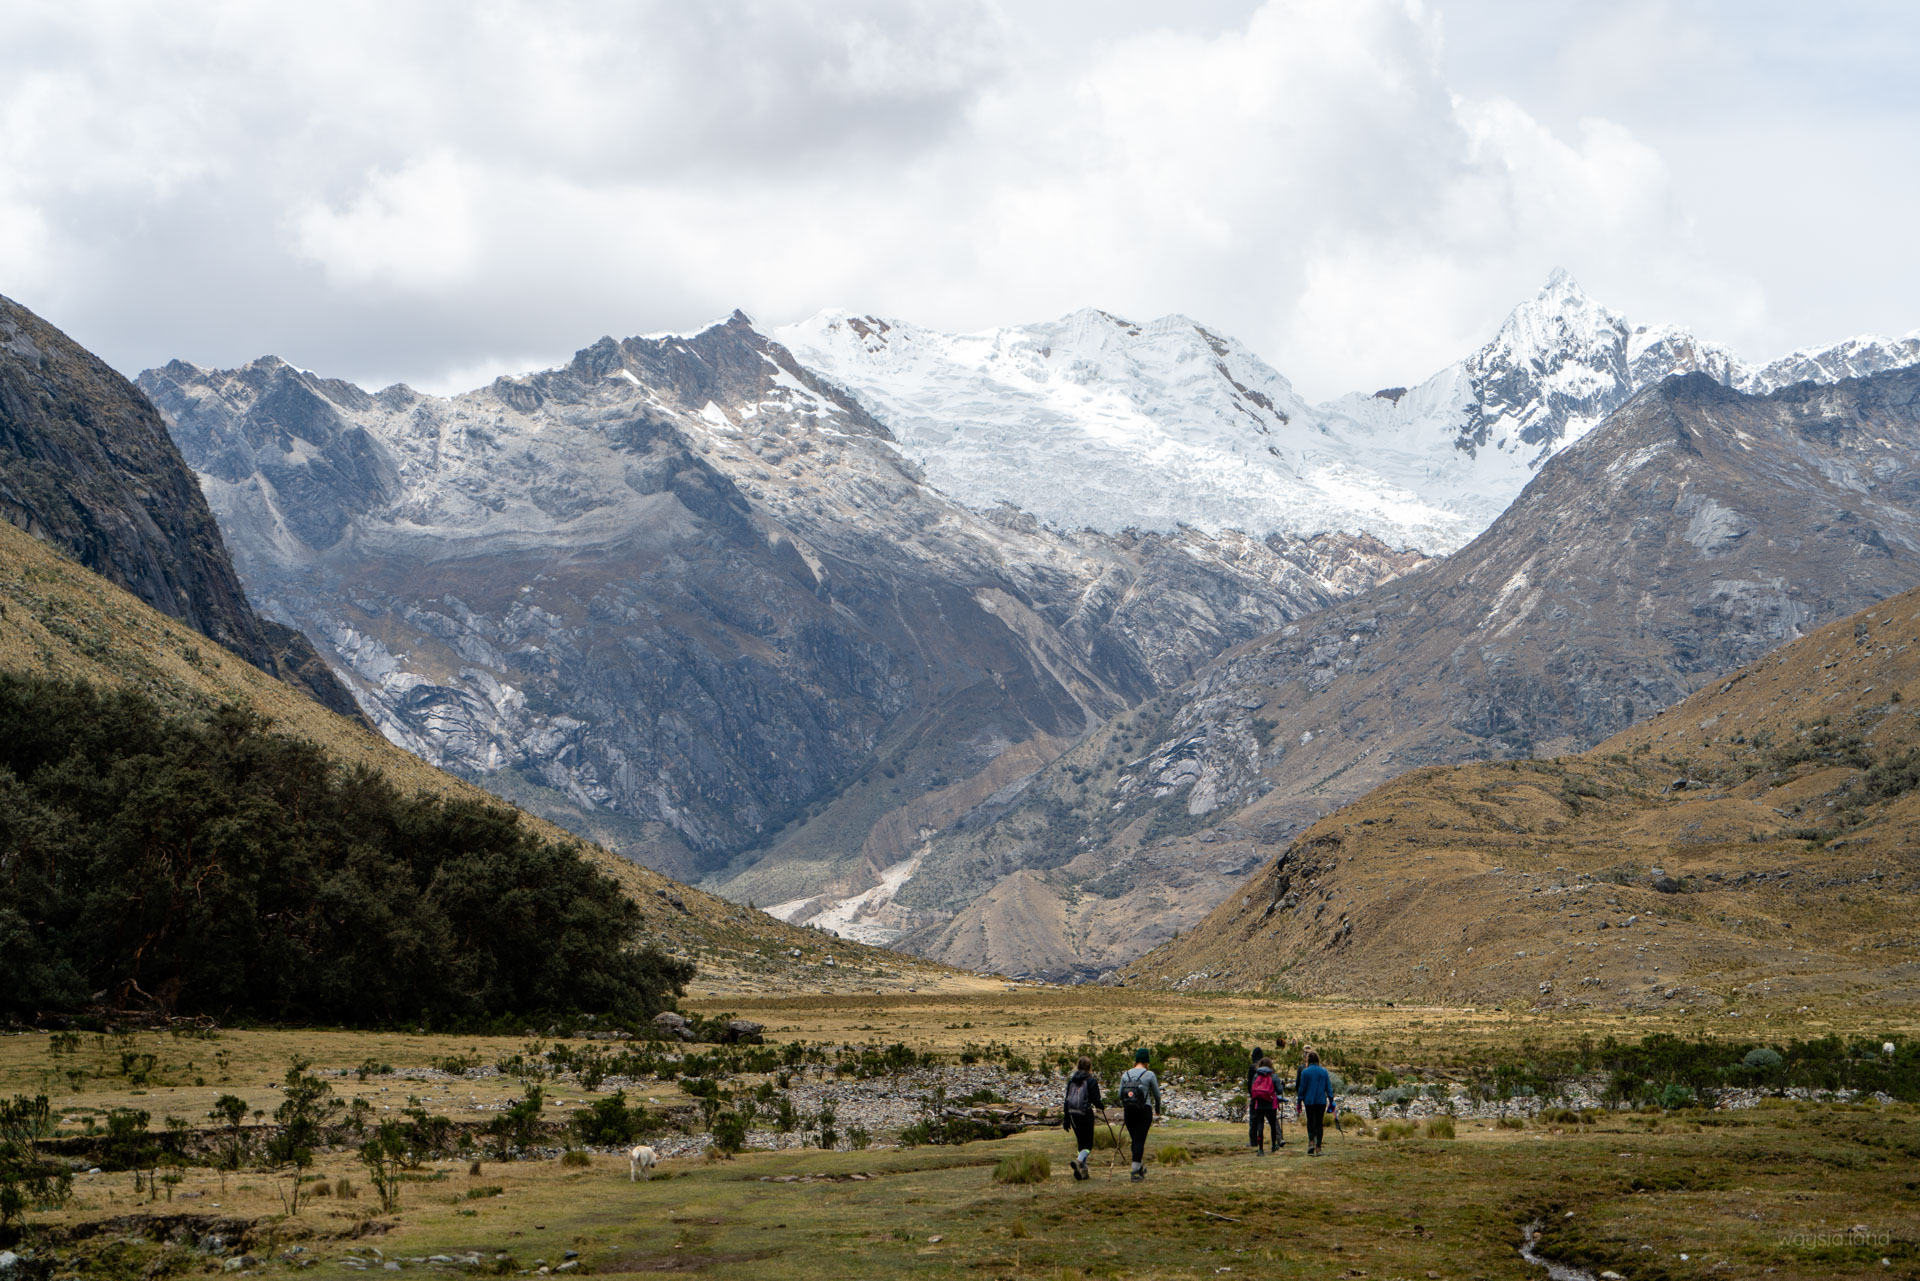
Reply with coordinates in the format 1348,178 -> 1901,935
0,674 -> 696,1025
268,1058 -> 341,1215
358,1122 -> 408,1213
0,1095 -> 68,1241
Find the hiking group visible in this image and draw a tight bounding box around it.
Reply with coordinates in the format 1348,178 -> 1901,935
1062,1044 -> 1339,1180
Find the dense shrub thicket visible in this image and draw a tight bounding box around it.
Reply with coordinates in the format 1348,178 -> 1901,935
0,674 -> 692,1023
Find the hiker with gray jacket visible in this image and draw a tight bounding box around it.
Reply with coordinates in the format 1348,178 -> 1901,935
1061,1056 -> 1103,1180
1117,1048 -> 1162,1181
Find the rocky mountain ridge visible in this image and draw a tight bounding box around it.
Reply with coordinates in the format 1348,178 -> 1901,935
900,368 -> 1920,978
1120,578 -> 1920,1012
139,315 -> 1424,914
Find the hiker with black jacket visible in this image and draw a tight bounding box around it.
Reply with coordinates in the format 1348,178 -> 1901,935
1248,1054 -> 1283,1153
1294,1048 -> 1337,1155
1061,1056 -> 1103,1180
1117,1048 -> 1162,1182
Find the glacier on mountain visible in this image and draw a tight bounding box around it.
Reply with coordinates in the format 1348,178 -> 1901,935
781,272 -> 1920,555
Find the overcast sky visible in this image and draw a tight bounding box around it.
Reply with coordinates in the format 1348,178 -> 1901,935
4,0 -> 1917,399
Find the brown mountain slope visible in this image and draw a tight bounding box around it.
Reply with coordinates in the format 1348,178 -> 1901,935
907,369 -> 1920,979
0,514 -> 979,998
1118,584 -> 1920,1013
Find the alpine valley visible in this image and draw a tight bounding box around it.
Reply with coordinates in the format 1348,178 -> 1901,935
137,275 -> 1920,981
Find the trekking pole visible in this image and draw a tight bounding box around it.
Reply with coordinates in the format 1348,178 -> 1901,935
1102,1112 -> 1119,1178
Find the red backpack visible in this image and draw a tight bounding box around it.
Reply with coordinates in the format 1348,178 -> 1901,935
1250,1071 -> 1279,1106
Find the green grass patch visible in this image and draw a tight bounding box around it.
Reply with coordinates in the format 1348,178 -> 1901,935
991,1150 -> 1051,1184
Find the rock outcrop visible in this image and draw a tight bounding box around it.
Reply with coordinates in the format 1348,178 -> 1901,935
0,294 -> 358,717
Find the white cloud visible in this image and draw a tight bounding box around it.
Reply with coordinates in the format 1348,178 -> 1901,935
0,0 -> 1914,398
292,153 -> 481,291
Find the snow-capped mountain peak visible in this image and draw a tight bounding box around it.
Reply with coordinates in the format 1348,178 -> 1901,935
778,308 -> 1472,550
785,274 -> 1920,557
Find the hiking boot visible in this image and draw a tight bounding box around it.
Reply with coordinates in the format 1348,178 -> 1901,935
1072,1158 -> 1087,1180
1131,1167 -> 1145,1182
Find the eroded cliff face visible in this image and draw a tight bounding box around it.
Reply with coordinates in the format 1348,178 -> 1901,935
0,294 -> 358,718
908,370 -> 1920,978
141,315 -> 1423,901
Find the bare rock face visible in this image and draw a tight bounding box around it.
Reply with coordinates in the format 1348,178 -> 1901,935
140,315 -> 1423,902
908,368 -> 1920,979
0,294 -> 358,717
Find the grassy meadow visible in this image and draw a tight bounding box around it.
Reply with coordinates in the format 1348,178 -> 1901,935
2,994 -> 1915,1280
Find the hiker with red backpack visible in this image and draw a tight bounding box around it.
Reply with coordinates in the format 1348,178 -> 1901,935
1248,1054 -> 1284,1153
1061,1055 -> 1103,1180
1117,1048 -> 1162,1182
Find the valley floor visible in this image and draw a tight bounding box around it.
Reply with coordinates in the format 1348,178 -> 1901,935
4,995 -> 1915,1280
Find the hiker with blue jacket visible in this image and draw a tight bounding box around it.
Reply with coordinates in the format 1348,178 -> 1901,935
1061,1056 -> 1103,1180
1248,1054 -> 1284,1153
1117,1048 -> 1162,1181
1293,1048 -> 1337,1155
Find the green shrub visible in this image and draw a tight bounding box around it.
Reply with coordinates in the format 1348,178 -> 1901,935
1496,1116 -> 1525,1131
1154,1145 -> 1192,1166
487,1086 -> 544,1153
570,1091 -> 646,1147
711,1110 -> 748,1155
1743,1048 -> 1784,1070
1375,1121 -> 1418,1141
559,1149 -> 591,1168
1423,1117 -> 1455,1140
991,1152 -> 1051,1184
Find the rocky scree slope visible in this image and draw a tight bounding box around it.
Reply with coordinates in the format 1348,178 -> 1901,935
139,314 -> 1422,918
787,271 -> 1920,555
0,510 -> 969,997
1122,581 -> 1920,1011
902,369 -> 1920,979
0,294 -> 357,717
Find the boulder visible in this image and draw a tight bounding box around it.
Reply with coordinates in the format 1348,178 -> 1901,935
652,1011 -> 693,1042
721,1019 -> 764,1045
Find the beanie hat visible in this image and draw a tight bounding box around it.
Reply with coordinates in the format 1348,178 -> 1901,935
1134,1047 -> 1151,1063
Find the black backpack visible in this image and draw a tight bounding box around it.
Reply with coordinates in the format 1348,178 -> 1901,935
1065,1076 -> 1091,1115
1118,1072 -> 1151,1110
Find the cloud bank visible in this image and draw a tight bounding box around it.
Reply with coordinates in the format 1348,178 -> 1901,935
2,0 -> 1915,398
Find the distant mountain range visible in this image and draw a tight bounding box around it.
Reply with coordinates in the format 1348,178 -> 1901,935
132,276 -> 1920,978
902,368 -> 1920,977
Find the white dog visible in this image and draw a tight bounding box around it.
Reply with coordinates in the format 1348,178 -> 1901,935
628,1145 -> 657,1181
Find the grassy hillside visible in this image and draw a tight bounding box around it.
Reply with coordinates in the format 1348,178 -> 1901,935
0,516 -> 983,998
1123,585 -> 1920,1012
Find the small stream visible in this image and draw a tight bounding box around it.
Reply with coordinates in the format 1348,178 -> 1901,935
1519,1221 -> 1602,1281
